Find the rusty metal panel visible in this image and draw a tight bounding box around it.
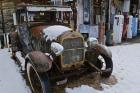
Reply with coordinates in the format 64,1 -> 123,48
31,25 -> 48,38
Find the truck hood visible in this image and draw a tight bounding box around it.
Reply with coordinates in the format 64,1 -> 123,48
43,25 -> 72,41
31,25 -> 72,41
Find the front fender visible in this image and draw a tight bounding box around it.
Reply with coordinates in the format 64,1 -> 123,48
95,44 -> 112,58
90,44 -> 112,58
25,51 -> 52,73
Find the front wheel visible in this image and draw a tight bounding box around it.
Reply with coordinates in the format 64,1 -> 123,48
26,62 -> 51,93
96,54 -> 113,78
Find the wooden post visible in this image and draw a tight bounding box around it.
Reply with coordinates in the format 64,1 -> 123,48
90,0 -> 94,25
99,16 -> 105,44
108,0 -> 111,32
76,0 -> 83,31
99,0 -> 106,44
73,0 -> 77,31
138,0 -> 140,33
106,0 -> 114,46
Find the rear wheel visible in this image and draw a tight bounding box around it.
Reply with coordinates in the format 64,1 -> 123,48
26,62 -> 51,93
96,54 -> 113,78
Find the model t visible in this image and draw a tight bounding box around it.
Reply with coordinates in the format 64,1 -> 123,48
10,4 -> 113,93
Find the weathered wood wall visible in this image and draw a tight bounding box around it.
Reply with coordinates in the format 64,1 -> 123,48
0,0 -> 15,34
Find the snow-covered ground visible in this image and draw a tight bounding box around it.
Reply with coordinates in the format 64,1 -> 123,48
1,44 -> 140,93
0,49 -> 31,93
66,44 -> 140,93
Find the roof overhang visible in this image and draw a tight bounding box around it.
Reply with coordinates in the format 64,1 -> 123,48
26,6 -> 72,12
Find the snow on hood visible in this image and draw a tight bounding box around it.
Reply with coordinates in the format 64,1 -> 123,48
43,25 -> 72,41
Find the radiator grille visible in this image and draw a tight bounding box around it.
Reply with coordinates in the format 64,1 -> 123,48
62,38 -> 84,65
62,38 -> 84,49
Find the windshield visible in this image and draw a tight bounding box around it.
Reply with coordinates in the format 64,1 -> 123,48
27,11 -> 55,22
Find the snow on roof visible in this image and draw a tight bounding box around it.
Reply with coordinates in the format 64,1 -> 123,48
43,25 -> 72,41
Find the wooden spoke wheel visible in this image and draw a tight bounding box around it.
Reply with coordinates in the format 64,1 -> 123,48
26,62 -> 51,93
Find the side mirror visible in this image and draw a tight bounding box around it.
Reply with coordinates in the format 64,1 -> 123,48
13,13 -> 17,25
51,42 -> 64,56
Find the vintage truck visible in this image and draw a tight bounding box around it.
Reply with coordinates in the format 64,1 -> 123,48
10,4 -> 113,93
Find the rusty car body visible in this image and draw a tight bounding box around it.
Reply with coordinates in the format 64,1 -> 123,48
10,4 -> 113,93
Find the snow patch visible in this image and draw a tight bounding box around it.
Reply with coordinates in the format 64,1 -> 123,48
16,52 -> 26,71
0,49 -> 31,93
66,85 -> 101,93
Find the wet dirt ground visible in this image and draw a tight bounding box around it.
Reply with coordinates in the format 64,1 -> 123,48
53,73 -> 118,93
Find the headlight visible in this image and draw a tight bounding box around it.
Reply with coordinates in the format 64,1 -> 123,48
51,42 -> 64,56
87,37 -> 98,47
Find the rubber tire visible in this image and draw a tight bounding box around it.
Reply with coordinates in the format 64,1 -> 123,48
26,62 -> 51,93
96,54 -> 113,78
